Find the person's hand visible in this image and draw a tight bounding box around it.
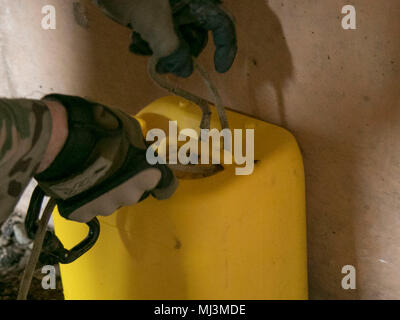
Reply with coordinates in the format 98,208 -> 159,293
94,0 -> 237,78
35,94 -> 177,223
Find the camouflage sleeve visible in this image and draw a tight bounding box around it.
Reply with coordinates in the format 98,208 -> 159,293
0,99 -> 52,223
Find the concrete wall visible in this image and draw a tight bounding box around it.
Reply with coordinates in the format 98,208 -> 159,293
0,0 -> 399,299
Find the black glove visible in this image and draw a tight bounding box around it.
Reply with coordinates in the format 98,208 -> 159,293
95,0 -> 237,78
35,94 -> 177,223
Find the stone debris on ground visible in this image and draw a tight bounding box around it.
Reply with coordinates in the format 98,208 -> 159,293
0,210 -> 64,300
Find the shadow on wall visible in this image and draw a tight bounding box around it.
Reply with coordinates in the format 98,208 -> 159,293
165,0 -> 294,128
299,130 -> 361,300
232,0 -> 294,128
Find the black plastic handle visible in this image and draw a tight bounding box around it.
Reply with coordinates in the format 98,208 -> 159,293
26,186 -> 100,264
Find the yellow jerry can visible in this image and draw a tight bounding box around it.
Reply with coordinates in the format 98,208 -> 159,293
53,96 -> 308,300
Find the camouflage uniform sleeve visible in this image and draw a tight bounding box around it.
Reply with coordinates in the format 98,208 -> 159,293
0,99 -> 52,223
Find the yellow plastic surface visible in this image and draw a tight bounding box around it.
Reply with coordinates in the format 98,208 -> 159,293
53,96 -> 308,300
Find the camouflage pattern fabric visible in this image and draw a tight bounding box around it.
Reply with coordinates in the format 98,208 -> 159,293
0,99 -> 52,224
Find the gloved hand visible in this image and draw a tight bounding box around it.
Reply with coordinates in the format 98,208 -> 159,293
93,0 -> 237,77
35,94 -> 177,223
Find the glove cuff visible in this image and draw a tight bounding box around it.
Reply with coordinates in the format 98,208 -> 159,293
36,94 -> 123,182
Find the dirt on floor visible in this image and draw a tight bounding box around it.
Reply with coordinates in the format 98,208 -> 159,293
0,274 -> 64,300
0,211 -> 64,300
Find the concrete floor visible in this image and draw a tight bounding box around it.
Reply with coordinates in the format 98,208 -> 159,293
1,0 -> 399,299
